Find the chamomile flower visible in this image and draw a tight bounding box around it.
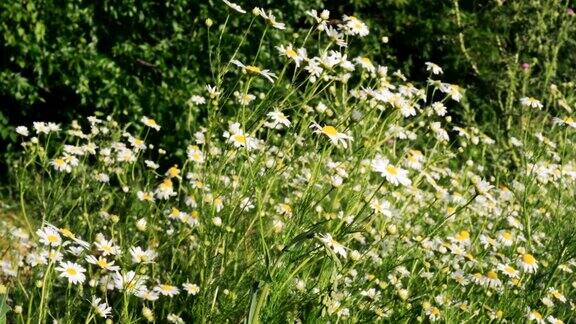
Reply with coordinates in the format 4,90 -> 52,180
430,122 -> 449,142
56,261 -> 86,285
450,230 -> 471,245
370,198 -> 393,217
91,297 -> 112,318
520,97 -> 543,109
424,305 -> 441,321
141,116 -> 161,131
552,116 -> 576,128
113,271 -> 148,294
183,282 -> 200,295
136,289 -> 160,301
205,84 -> 221,99
497,230 -> 514,246
223,122 -> 259,150
547,316 -> 564,324
95,173 -> 110,183
167,314 -> 185,324
498,264 -> 520,278
253,7 -> 285,30
50,157 -> 72,173
187,145 -> 205,163
404,149 -> 425,170
276,44 -> 307,67
371,156 -> 412,186
15,126 -> 29,136
265,110 -> 291,129
318,233 -> 347,258
145,160 -> 160,169
188,95 -> 206,105
37,226 -> 62,247
86,255 -> 120,272
432,102 -> 447,116
342,15 -> 369,37
154,284 -> 180,297
130,246 -> 158,264
155,178 -> 177,200
519,253 -> 539,273
425,62 -> 443,75
230,59 -> 277,83
439,83 -> 463,102
527,309 -> 545,323
137,191 -> 155,202
94,236 -> 121,256
485,270 -> 502,287
222,0 -> 245,14
354,57 -> 376,73
310,122 -> 353,148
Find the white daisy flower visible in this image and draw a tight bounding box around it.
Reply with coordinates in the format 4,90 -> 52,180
222,0 -> 245,13
520,97 -> 543,109
56,261 -> 86,285
371,156 -> 412,187
91,296 -> 112,318
310,122 -> 353,148
37,226 -> 62,247
141,116 -> 161,131
230,59 -> 277,83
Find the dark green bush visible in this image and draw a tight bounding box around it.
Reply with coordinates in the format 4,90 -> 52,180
1,0 -> 575,153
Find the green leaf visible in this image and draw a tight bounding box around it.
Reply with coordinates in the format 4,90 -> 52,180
0,293 -> 8,324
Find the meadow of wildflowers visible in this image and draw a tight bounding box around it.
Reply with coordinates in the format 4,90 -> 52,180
1,2 -> 576,323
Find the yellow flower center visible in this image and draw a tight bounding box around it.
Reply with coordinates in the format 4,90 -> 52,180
96,258 -> 109,268
504,266 -> 516,274
501,231 -> 512,240
322,125 -> 338,137
385,165 -> 398,176
60,228 -> 75,239
147,119 -> 157,126
456,230 -> 470,241
245,65 -> 262,74
66,267 -> 78,276
486,271 -> 498,280
281,204 -> 292,213
286,49 -> 298,59
360,57 -> 371,65
160,179 -> 173,190
565,117 -> 574,123
232,134 -> 247,144
168,166 -> 180,177
47,234 -> 59,243
522,253 -> 536,265
54,159 -> 66,166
